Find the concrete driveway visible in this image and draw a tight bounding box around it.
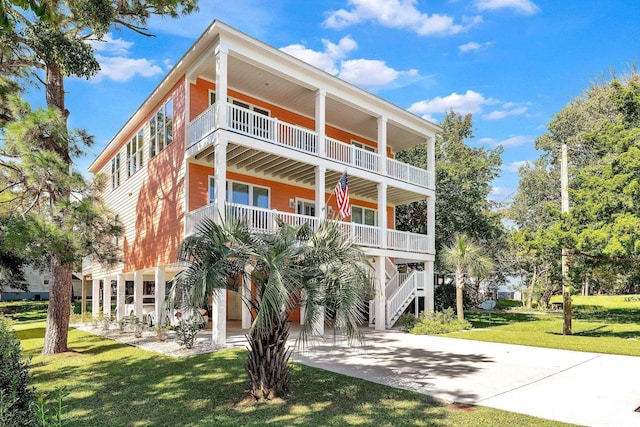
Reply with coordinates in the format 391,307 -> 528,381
289,329 -> 640,427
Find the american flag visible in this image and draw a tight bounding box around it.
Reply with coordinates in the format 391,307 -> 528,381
334,171 -> 350,219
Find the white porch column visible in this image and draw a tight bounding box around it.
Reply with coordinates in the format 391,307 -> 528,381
116,273 -> 125,321
241,265 -> 253,329
91,279 -> 100,318
299,289 -> 307,326
377,116 -> 387,175
315,89 -> 326,157
155,267 -> 166,326
425,261 -> 435,313
315,165 -> 326,219
134,271 -> 143,319
374,255 -> 386,330
378,182 -> 388,248
215,44 -> 228,128
427,196 -> 436,253
214,136 -> 228,224
313,304 -> 325,336
81,275 -> 87,320
427,136 -> 435,187
103,276 -> 112,318
212,289 -> 227,346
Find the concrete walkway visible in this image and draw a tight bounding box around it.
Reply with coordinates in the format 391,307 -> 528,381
283,329 -> 640,427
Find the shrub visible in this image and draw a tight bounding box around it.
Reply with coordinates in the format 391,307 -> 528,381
172,318 -> 201,349
395,313 -> 418,331
409,308 -> 472,335
495,299 -> 523,309
153,325 -> 169,342
130,316 -> 145,338
0,315 -> 38,426
434,282 -> 474,312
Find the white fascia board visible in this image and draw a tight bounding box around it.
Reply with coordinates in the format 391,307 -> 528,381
362,247 -> 435,261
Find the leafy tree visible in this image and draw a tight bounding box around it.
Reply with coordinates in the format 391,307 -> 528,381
396,111 -> 504,271
441,233 -> 493,320
172,218 -> 372,401
0,0 -> 197,354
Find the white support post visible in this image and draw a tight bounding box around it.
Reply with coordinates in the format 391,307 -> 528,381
214,136 -> 228,224
155,267 -> 166,326
315,89 -> 326,157
315,165 -> 326,220
215,44 -> 228,128
378,116 -> 387,175
103,277 -> 112,318
134,271 -> 143,319
425,261 -> 435,313
427,196 -> 435,253
299,289 -> 307,326
212,289 -> 227,346
91,279 -> 100,319
313,304 -> 325,336
378,182 -> 388,248
374,255 -> 386,330
427,136 -> 435,187
116,273 -> 125,321
241,265 -> 252,329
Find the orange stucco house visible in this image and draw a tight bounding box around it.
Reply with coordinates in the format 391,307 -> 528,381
83,21 -> 438,345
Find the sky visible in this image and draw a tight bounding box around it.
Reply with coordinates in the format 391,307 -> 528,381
29,0 -> 640,203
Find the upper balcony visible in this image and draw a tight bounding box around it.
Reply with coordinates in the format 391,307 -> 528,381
186,101 -> 433,189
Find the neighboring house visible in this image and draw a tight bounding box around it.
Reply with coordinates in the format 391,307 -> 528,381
82,21 -> 438,345
0,266 -> 84,301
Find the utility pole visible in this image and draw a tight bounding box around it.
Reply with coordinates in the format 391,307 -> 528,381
561,143 -> 572,335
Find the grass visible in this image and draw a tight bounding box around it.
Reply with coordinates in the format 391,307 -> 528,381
2,301 -> 573,427
446,295 -> 640,356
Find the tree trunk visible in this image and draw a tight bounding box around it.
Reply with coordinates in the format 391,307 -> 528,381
245,319 -> 291,401
41,64 -> 74,354
526,267 -> 538,309
455,270 -> 465,321
42,256 -> 73,354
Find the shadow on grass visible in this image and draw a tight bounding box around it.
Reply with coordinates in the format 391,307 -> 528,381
465,312 -> 543,329
24,324 -> 466,427
573,305 -> 640,324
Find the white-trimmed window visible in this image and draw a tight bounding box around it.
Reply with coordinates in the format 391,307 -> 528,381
352,205 -> 377,226
208,177 -> 270,209
111,153 -> 120,190
149,97 -> 174,159
127,129 -> 144,177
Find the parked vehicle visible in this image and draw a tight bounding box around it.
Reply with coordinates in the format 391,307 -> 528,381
124,296 -> 155,326
167,307 -> 209,328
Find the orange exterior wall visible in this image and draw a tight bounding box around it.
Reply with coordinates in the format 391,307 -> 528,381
189,78 -> 393,156
121,78 -> 186,272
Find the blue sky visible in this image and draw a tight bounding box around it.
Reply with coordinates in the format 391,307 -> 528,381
33,0 -> 640,203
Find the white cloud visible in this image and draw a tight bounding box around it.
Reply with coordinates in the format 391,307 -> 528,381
458,41 -> 493,53
87,32 -> 164,83
281,36 -> 357,75
477,135 -> 534,147
502,160 -> 532,173
89,33 -> 133,56
408,90 -> 498,121
92,55 -> 163,83
484,106 -> 528,120
323,0 -> 481,36
281,36 -> 418,90
474,0 -> 540,15
489,186 -> 515,202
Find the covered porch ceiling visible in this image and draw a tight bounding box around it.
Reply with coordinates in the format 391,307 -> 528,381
191,143 -> 427,206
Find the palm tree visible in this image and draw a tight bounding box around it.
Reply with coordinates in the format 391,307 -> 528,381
171,217 -> 372,401
442,233 -> 494,321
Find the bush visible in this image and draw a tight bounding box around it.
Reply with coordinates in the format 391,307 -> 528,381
0,315 -> 38,426
409,308 -> 472,335
395,313 -> 418,331
434,283 -> 474,312
172,318 -> 201,349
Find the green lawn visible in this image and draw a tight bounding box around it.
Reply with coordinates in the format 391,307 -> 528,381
3,301 -> 573,427
446,295 -> 640,356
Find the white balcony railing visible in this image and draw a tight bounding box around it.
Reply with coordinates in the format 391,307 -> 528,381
185,203 -> 432,255
186,101 -> 433,189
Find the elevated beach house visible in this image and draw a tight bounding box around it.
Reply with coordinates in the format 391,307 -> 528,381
82,21 -> 438,345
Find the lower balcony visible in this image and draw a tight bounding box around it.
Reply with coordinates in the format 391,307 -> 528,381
185,202 -> 434,255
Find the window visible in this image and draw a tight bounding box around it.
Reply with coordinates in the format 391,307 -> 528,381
208,178 -> 270,209
127,129 -> 144,177
149,97 -> 174,159
111,153 -> 120,190
209,90 -> 216,106
352,206 -> 377,226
